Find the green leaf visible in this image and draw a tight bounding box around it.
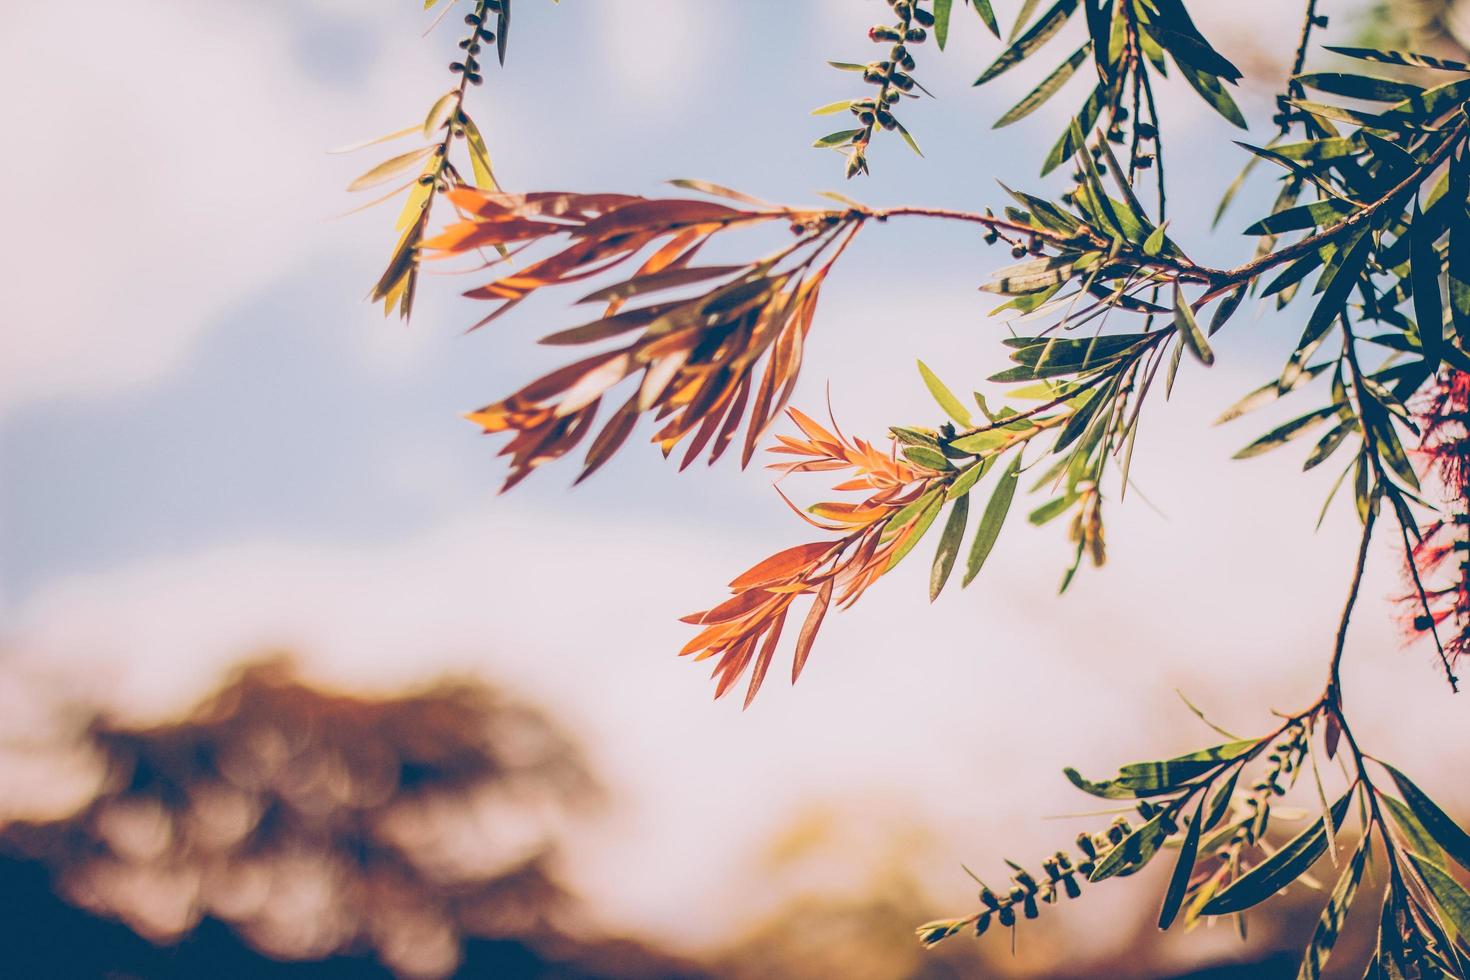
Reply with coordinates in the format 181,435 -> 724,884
1041,82 -> 1105,174
1406,852 -> 1470,939
1382,794 -> 1444,867
918,361 -> 975,426
1118,740 -> 1258,793
1234,406 -> 1337,459
1175,60 -> 1248,128
1283,228 -> 1374,388
963,454 -> 1020,585
973,0 -> 1000,37
1144,222 -> 1168,257
934,0 -> 954,48
810,100 -> 857,116
1244,198 -> 1356,236
1449,167 -> 1470,348
885,492 -> 944,571
1063,766 -> 1135,799
1160,794 -> 1206,929
1204,769 -> 1241,831
1296,837 -> 1368,979
1201,790 -> 1353,915
946,458 -> 990,501
1174,287 -> 1215,366
903,446 -> 953,471
1411,198 -> 1444,369
975,0 -> 1079,86
1296,72 -> 1424,103
1324,46 -> 1470,73
1303,418 -> 1355,471
1385,764 -> 1470,872
1214,363 -> 1332,425
893,118 -> 924,157
1091,812 -> 1170,882
930,494 -> 970,601
813,129 -> 863,148
995,43 -> 1091,127
1149,24 -> 1241,82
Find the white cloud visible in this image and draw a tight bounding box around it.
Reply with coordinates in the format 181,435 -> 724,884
0,2 -> 475,417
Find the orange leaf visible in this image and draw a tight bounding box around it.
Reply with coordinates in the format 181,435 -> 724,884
791,578 -> 833,684
729,541 -> 835,590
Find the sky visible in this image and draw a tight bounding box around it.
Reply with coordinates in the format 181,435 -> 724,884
3,0 -> 1469,966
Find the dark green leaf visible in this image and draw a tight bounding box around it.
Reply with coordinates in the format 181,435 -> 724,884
1386,764 -> 1470,872
975,0 -> 1079,85
1063,766 -> 1135,799
885,492 -> 944,571
1283,228 -> 1374,387
1234,407 -> 1337,459
1296,837 -> 1368,980
930,495 -> 970,601
1244,198 -> 1356,236
1160,794 -> 1206,929
1175,287 -> 1214,366
903,446 -> 953,471
1382,794 -> 1444,866
963,454 -> 1020,585
995,43 -> 1091,127
1201,791 -> 1353,915
1411,198 -> 1444,368
1091,811 -> 1170,882
1176,60 -> 1247,128
1149,24 -> 1241,82
1296,72 -> 1424,103
1405,852 -> 1470,939
1448,163 -> 1470,347
1303,418 -> 1355,471
1324,46 -> 1470,73
1118,740 -> 1258,793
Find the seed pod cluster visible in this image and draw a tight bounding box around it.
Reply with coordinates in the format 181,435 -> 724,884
1199,725 -> 1307,896
918,805 -> 1168,946
821,0 -> 933,179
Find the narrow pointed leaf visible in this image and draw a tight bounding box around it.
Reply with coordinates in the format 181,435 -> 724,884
963,454 -> 1020,585
930,495 -> 970,601
1201,791 -> 1353,915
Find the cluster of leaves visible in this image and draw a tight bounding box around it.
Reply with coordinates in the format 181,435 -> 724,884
816,0 -> 1250,188
1211,49 -> 1470,688
973,0 -> 1244,188
683,115 -> 1219,689
814,0 -> 999,176
920,703 -> 1470,977
337,0 -> 516,318
420,184 -> 864,489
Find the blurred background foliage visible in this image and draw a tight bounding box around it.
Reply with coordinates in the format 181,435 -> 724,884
0,655 -> 1437,978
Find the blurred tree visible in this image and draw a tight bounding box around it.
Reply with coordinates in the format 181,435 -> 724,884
0,658 -> 699,979
343,1 -> 1470,975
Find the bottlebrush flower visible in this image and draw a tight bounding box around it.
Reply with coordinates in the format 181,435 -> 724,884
1402,369 -> 1470,670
